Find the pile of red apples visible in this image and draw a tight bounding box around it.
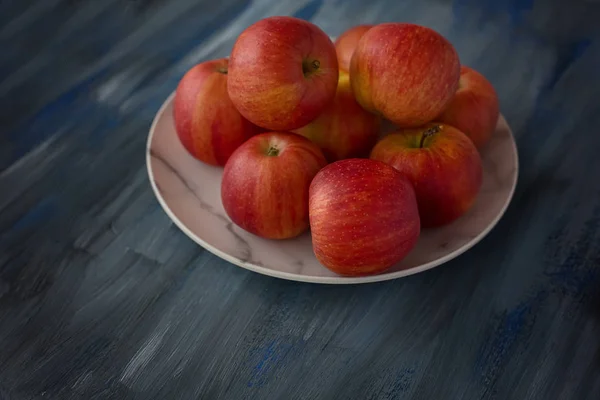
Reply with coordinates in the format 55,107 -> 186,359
173,16 -> 499,277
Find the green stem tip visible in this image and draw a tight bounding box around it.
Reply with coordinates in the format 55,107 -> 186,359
419,125 -> 442,148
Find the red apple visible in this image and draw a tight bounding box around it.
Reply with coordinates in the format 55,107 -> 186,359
173,58 -> 262,166
350,23 -> 460,127
437,66 -> 500,149
309,158 -> 420,276
227,16 -> 339,131
222,132 -> 327,239
334,24 -> 374,72
370,123 -> 482,228
292,70 -> 380,161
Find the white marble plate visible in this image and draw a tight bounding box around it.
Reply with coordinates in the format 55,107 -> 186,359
146,92 -> 519,284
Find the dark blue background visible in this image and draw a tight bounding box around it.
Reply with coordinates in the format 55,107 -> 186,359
1,0 -> 600,399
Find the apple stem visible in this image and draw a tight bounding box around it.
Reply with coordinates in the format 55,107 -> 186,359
266,146 -> 280,156
419,125 -> 442,148
302,59 -> 321,76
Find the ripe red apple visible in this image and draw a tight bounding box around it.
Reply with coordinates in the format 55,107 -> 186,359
350,23 -> 460,127
334,24 -> 374,72
227,16 -> 339,131
309,158 -> 420,276
370,123 -> 482,228
222,132 -> 327,239
292,70 -> 380,162
437,66 -> 500,149
173,58 -> 262,166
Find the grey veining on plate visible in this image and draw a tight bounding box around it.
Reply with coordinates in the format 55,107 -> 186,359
2,0 -> 600,399
150,150 -> 258,263
147,94 -> 517,282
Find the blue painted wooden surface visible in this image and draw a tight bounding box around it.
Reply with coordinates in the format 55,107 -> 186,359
1,0 -> 600,398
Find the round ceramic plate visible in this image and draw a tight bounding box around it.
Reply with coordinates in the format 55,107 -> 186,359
147,92 -> 519,284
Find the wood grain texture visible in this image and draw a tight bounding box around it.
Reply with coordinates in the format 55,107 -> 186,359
1,0 -> 600,398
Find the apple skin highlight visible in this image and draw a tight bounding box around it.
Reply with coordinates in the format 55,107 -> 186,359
370,123 -> 483,228
173,58 -> 262,166
293,70 -> 381,162
437,66 -> 500,150
222,132 -> 327,240
334,24 -> 374,72
227,16 -> 339,131
351,23 -> 460,127
309,158 -> 420,276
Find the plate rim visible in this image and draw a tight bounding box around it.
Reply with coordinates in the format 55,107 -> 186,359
146,91 -> 520,285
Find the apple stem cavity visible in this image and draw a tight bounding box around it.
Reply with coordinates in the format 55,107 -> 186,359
266,145 -> 280,156
217,67 -> 228,74
302,59 -> 321,77
420,125 -> 443,148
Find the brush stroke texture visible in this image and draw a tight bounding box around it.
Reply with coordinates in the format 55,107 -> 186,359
1,0 -> 600,399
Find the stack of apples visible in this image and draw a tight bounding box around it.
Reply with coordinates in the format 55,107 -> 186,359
173,17 -> 500,277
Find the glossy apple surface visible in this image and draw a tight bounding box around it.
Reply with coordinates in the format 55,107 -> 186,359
222,132 -> 327,239
371,123 -> 482,227
293,70 -> 380,161
173,58 -> 261,166
334,24 -> 373,72
309,158 -> 420,276
437,66 -> 500,149
350,23 -> 460,127
228,16 -> 338,131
